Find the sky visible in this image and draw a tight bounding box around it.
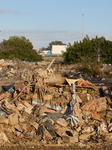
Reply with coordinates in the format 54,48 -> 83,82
0,0 -> 112,50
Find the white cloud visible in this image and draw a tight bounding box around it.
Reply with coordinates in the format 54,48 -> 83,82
0,9 -> 23,14
0,30 -> 112,50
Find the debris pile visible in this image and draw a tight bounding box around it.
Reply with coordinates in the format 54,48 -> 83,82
0,60 -> 112,147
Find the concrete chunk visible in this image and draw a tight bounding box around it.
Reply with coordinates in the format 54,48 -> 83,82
56,118 -> 68,127
79,132 -> 95,142
0,132 -> 10,143
0,118 -> 8,125
8,113 -> 18,125
63,135 -> 78,143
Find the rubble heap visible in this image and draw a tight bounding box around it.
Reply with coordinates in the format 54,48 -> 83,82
0,62 -> 112,147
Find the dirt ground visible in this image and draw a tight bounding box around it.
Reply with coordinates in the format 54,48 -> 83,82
0,142 -> 112,150
43,55 -> 64,62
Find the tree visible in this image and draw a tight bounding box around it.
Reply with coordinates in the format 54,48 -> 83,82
62,35 -> 112,64
0,36 -> 43,61
39,47 -> 46,53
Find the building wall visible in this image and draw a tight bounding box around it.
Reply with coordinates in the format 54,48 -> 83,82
52,45 -> 67,55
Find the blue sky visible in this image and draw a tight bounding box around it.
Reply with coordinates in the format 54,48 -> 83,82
0,0 -> 112,49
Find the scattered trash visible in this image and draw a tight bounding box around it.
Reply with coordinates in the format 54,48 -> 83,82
0,58 -> 111,147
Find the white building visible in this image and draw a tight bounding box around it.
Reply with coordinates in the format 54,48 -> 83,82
52,45 -> 67,55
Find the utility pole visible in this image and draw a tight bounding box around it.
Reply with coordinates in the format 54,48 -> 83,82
82,14 -> 84,41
